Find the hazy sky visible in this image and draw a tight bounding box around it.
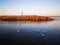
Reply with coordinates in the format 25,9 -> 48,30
0,0 -> 60,16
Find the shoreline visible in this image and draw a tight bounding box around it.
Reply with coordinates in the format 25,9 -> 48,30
0,15 -> 54,21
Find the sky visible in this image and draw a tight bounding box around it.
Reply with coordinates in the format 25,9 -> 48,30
0,0 -> 60,16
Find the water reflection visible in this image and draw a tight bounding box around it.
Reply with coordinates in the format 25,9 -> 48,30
0,19 -> 60,45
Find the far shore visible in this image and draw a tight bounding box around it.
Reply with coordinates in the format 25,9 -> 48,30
0,15 -> 54,21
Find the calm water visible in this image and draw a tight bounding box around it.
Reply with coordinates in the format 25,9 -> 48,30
0,17 -> 60,45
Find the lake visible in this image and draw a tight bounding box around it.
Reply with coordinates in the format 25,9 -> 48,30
0,17 -> 60,45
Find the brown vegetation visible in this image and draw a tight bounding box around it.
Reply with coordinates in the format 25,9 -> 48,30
0,15 -> 54,21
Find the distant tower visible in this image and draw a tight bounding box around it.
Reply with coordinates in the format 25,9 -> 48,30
21,11 -> 23,16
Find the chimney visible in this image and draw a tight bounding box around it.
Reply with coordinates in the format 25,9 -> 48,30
21,11 -> 23,16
